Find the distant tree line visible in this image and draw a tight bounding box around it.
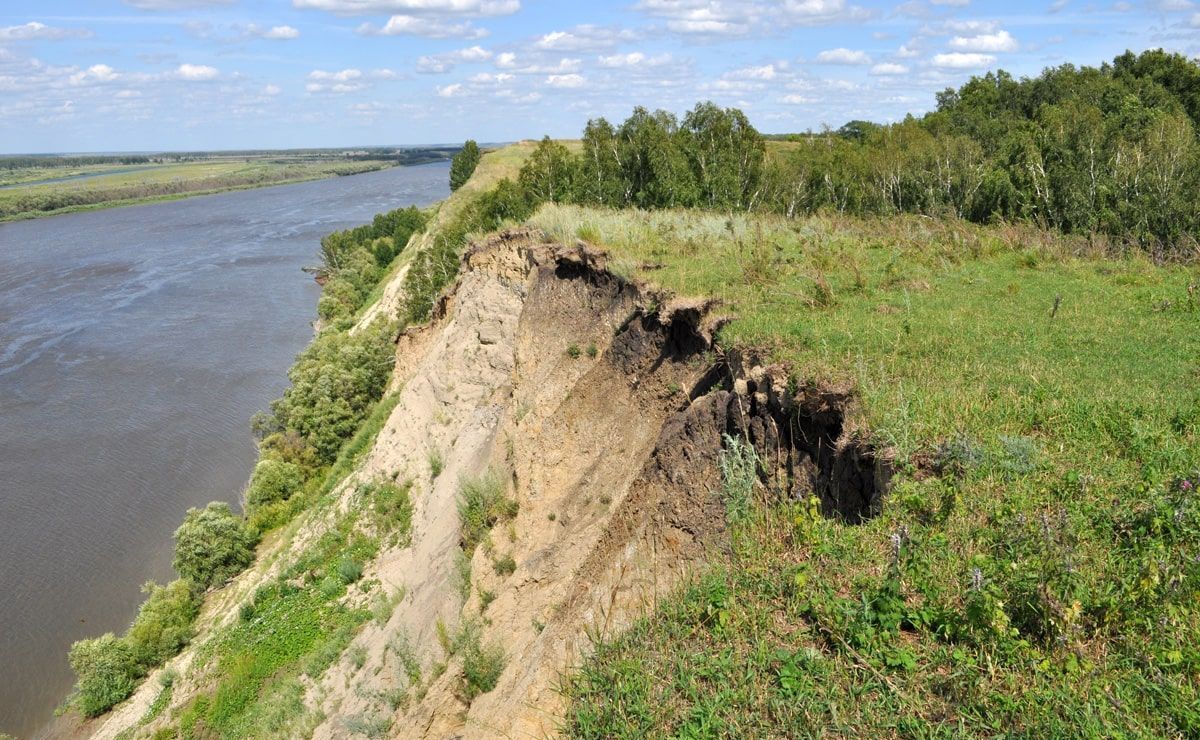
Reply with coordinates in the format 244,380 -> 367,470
512,50 -> 1200,256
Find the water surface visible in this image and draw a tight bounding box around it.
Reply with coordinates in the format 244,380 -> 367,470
0,161 -> 450,737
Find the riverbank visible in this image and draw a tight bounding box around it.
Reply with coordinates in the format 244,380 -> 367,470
0,151 -> 456,223
0,162 -> 452,739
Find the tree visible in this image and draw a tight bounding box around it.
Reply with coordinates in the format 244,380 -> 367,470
172,502 -> 255,590
576,117 -> 625,206
125,579 -> 199,667
245,459 -> 304,508
680,102 -> 765,210
450,140 -> 482,191
518,136 -> 576,203
68,634 -> 138,717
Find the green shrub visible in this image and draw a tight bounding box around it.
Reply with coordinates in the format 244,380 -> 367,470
68,633 -> 138,717
245,459 -> 304,508
126,579 -> 200,667
360,479 -> 413,546
457,470 -> 517,552
493,554 -> 516,576
337,557 -> 364,584
173,502 -> 255,590
456,623 -> 506,701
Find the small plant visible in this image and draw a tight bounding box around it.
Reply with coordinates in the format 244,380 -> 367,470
494,554 -> 517,576
932,433 -> 983,478
479,588 -> 497,610
337,557 -> 364,585
718,434 -> 759,525
455,622 -> 507,701
566,343 -> 582,359
547,512 -> 557,521
457,470 -> 518,552
994,435 -> 1040,479
428,447 -> 445,479
370,588 -> 403,626
586,342 -> 598,358
389,629 -> 422,685
343,711 -> 391,739
453,550 -> 472,600
349,644 -> 368,670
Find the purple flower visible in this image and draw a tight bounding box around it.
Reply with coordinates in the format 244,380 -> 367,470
1180,479 -> 1193,492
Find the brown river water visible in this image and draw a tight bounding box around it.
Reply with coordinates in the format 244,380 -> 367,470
0,161 -> 450,737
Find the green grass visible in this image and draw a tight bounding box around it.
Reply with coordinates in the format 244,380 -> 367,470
532,203 -> 1200,736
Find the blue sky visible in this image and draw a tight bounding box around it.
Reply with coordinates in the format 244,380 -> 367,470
0,0 -> 1196,153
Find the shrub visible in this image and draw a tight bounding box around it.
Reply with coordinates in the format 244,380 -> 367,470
493,554 -> 516,576
173,502 -> 255,590
361,479 -> 413,546
718,434 -> 758,525
457,624 -> 506,701
337,557 -> 364,584
68,633 -> 138,717
245,459 -> 304,508
125,579 -> 200,667
457,470 -> 518,552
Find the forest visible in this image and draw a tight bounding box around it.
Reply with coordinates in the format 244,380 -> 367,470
513,49 -> 1200,258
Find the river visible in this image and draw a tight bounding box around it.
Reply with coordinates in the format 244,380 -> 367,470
0,161 -> 451,737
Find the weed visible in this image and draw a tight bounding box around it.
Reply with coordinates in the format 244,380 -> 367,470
457,470 -> 518,552
718,434 -> 758,525
566,343 -> 582,359
428,447 -> 445,479
493,554 -> 517,576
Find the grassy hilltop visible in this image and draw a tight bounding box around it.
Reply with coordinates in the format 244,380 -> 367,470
62,51 -> 1198,738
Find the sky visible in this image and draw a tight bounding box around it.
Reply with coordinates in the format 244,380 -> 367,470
0,1 -> 1197,153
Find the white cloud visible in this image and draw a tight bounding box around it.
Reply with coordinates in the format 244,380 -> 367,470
546,73 -> 585,88
896,42 -> 920,57
358,15 -> 489,38
175,63 -> 219,81
495,52 -> 517,67
70,64 -> 120,85
779,93 -> 814,103
262,25 -> 301,39
949,29 -> 1017,52
124,0 -> 234,7
534,25 -> 635,51
728,63 -> 784,79
309,68 -> 363,82
115,89 -> 142,98
437,82 -> 464,97
468,71 -> 514,83
263,84 -> 282,95
417,45 -> 491,72
294,0 -> 519,14
598,51 -> 672,68
635,0 -> 869,36
816,47 -> 872,64
929,0 -> 969,5
0,22 -> 92,41
370,68 -> 399,78
871,62 -> 909,75
931,52 -> 996,68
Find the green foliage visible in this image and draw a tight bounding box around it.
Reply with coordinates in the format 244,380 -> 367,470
453,621 -> 506,701
172,501 -> 255,591
493,554 -> 516,576
457,470 -> 517,552
68,634 -> 139,717
317,205 -> 427,321
449,139 -> 481,192
263,320 -> 397,464
428,446 -> 445,478
245,459 -> 304,508
360,478 -> 414,547
718,434 -> 758,525
125,580 -> 200,667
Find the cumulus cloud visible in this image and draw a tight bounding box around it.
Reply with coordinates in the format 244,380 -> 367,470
546,73 -> 585,88
634,0 -> 870,36
533,25 -> 637,51
779,93 -> 814,103
306,67 -> 366,92
870,62 -> 909,74
417,45 -> 492,72
0,22 -> 93,41
949,29 -> 1017,52
70,64 -> 120,85
261,25 -> 301,39
124,0 -> 233,7
358,15 -> 488,38
175,63 -> 219,80
294,0 -> 519,15
437,82 -> 465,97
598,51 -> 672,68
931,52 -> 996,68
816,47 -> 872,64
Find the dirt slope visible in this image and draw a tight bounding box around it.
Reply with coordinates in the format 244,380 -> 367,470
86,228 -> 887,740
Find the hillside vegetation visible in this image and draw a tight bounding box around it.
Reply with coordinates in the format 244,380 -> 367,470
67,51 -> 1198,739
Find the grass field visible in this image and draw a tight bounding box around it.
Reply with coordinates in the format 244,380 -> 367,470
529,204 -> 1200,736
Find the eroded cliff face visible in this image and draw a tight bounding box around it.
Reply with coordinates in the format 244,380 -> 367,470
90,229 -> 888,740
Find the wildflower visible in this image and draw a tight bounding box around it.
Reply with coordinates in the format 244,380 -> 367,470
1180,478 -> 1193,493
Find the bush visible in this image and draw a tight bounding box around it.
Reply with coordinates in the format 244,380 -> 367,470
68,634 -> 138,717
457,470 -> 518,552
126,579 -> 200,667
245,459 -> 304,508
173,502 -> 255,590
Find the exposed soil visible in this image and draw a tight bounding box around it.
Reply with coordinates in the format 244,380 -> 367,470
86,229 -> 891,740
